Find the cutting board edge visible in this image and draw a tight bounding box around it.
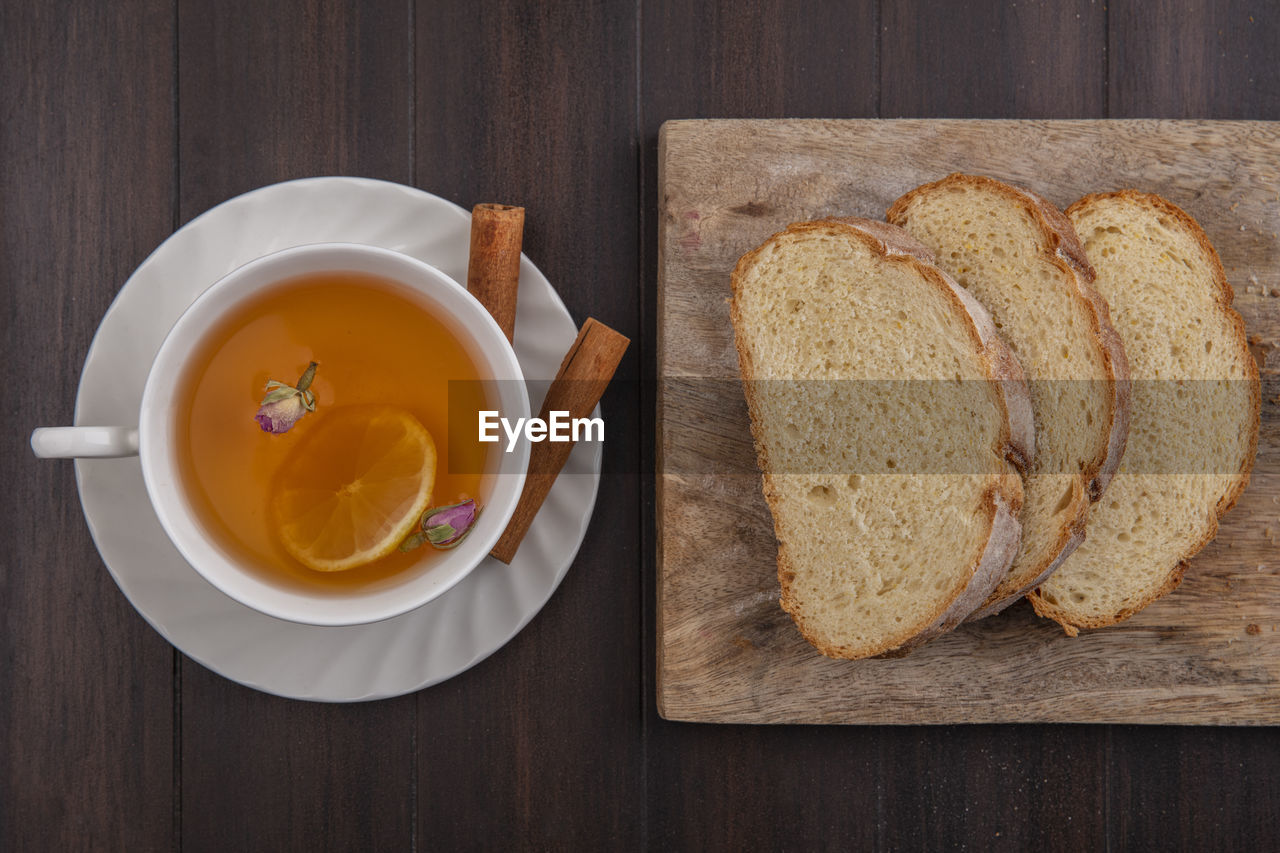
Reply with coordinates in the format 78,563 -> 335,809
655,118 -> 1280,726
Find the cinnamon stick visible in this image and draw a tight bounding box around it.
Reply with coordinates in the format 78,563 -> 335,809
466,203 -> 524,343
491,318 -> 629,564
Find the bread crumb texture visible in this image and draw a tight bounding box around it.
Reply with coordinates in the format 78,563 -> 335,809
1032,192 -> 1258,629
731,220 -> 1024,658
888,174 -> 1127,612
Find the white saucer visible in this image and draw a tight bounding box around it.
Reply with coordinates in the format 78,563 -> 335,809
73,177 -> 601,701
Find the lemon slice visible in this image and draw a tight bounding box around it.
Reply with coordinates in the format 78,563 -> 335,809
271,405 -> 437,572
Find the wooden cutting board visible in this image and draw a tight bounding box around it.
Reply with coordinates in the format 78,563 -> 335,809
656,119 -> 1280,725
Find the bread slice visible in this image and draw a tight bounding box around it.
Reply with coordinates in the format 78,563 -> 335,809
1027,191 -> 1260,634
730,217 -> 1034,659
887,174 -> 1131,619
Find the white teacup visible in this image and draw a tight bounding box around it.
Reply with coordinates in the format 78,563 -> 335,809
32,244 -> 531,626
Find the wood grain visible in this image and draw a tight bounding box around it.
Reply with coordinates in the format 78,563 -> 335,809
6,1 -> 1280,850
881,0 -> 1107,118
638,6 -> 891,850
640,7 -> 1114,853
0,3 -> 176,850
657,118 -> 1280,724
1108,726 -> 1280,849
1106,7 -> 1280,850
1110,0 -> 1280,120
176,0 -> 413,216
640,0 -> 879,120
415,0 -> 644,847
175,2 -> 417,850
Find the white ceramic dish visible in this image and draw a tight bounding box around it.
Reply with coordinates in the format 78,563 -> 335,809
73,177 -> 602,701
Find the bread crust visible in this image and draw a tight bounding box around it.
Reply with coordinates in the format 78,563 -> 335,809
1027,190 -> 1261,634
966,477 -> 1088,621
730,217 -> 1032,659
887,173 -> 1131,497
886,174 -> 1132,616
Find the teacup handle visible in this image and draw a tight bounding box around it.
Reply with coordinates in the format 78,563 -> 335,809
30,427 -> 140,459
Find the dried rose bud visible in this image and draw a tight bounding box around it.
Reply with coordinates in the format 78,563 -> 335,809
254,393 -> 308,433
422,499 -> 480,549
254,362 -> 318,435
399,498 -> 481,552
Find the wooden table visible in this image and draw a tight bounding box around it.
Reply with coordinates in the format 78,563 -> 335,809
2,1 -> 1276,849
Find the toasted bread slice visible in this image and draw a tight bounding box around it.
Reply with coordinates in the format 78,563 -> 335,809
1028,191 -> 1260,634
887,174 -> 1131,618
730,217 -> 1033,659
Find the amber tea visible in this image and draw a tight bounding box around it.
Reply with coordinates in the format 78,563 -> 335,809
175,271 -> 492,591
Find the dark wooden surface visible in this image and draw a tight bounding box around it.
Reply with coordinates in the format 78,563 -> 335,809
1,0 -> 1276,849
